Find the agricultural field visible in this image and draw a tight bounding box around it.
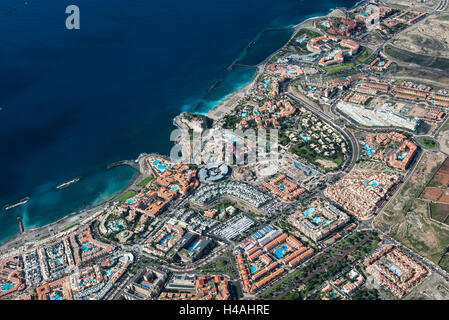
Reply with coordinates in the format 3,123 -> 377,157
420,158 -> 449,204
374,151 -> 449,270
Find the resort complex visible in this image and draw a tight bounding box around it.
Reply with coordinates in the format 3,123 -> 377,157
2,0 -> 449,304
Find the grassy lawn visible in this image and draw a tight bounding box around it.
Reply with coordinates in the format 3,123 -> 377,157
355,46 -> 373,64
417,137 -> 437,149
284,28 -> 322,55
114,190 -> 136,202
137,175 -> 153,188
324,62 -> 355,75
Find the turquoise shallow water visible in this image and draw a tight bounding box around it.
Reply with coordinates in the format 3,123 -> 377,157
1,165 -> 137,242
0,0 -> 358,242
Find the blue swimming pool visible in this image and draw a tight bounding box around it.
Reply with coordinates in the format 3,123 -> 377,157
1,283 -> 13,292
398,152 -> 408,161
250,265 -> 257,273
264,79 -> 271,88
160,234 -> 173,246
303,208 -> 315,216
312,216 -> 323,224
50,292 -> 62,300
109,221 -> 124,232
274,245 -> 288,258
187,240 -> 200,252
296,35 -> 307,44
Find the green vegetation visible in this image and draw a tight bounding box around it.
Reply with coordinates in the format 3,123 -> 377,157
417,137 -> 437,149
258,231 -> 380,299
182,112 -> 213,128
430,203 -> 449,225
62,224 -> 76,232
324,62 -> 355,75
290,143 -> 345,171
355,46 -> 373,64
281,290 -> 302,300
137,176 -> 153,188
439,253 -> 449,271
223,114 -> 242,129
114,190 -> 137,203
352,288 -> 380,300
385,44 -> 449,72
285,29 -> 322,55
199,253 -> 237,278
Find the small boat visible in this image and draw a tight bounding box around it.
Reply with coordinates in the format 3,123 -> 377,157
3,197 -> 30,210
56,177 -> 80,190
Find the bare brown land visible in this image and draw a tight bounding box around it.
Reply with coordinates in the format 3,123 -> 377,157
374,151 -> 449,268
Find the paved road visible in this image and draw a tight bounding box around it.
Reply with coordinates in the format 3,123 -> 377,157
284,91 -> 359,174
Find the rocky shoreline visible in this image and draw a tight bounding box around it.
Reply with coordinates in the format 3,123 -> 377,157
0,6 -> 351,254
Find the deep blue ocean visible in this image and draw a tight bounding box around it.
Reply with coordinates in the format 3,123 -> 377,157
0,0 -> 357,241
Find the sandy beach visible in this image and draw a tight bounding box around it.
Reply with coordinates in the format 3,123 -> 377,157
0,6 -> 350,253
206,8 -> 345,121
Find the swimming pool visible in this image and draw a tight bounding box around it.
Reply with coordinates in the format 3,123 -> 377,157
1,283 -> 13,292
50,293 -> 62,300
264,79 -> 270,88
274,245 -> 288,258
294,161 -> 314,175
160,234 -> 173,246
109,221 -> 124,232
171,185 -> 179,191
312,216 -> 323,224
398,152 -> 408,161
250,265 -> 257,273
187,240 -> 200,252
362,142 -> 375,155
303,208 -> 315,216
296,35 -> 307,44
